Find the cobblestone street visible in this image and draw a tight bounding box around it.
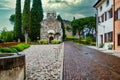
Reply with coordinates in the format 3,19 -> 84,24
63,42 -> 120,80
22,44 -> 63,80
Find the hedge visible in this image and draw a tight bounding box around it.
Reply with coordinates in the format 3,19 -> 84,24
38,40 -> 48,44
51,40 -> 61,44
0,43 -> 30,53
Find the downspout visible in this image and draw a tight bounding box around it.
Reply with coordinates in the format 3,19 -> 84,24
113,0 -> 115,50
96,8 -> 99,48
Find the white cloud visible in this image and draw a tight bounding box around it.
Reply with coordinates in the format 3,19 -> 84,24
63,13 -> 85,20
0,0 -> 24,9
42,0 -> 82,9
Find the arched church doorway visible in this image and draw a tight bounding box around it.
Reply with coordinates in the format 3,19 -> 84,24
49,36 -> 54,43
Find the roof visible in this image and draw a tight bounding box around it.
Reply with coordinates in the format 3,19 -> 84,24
93,0 -> 102,8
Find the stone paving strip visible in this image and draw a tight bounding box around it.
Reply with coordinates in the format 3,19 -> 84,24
21,43 -> 64,80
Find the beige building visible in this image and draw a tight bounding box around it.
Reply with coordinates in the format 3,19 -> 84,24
40,11 -> 63,43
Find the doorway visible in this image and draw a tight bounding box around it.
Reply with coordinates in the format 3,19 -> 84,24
49,36 -> 54,43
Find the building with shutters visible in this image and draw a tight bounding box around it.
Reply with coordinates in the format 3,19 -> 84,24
94,0 -> 120,50
40,11 -> 63,43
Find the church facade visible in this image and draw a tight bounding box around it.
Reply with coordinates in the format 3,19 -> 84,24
40,11 -> 63,43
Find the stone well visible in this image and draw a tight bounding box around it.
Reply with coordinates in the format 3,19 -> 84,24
0,53 -> 26,80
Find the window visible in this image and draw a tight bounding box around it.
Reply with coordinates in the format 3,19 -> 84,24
101,14 -> 104,22
118,8 -> 120,19
98,17 -> 100,23
118,34 -> 120,46
106,0 -> 109,7
100,6 -> 102,11
108,8 -> 113,19
105,32 -> 113,42
115,8 -> 120,20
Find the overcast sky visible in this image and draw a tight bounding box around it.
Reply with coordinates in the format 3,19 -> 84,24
0,0 -> 97,31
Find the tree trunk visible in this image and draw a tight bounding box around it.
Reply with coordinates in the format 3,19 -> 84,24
24,31 -> 28,44
18,38 -> 20,42
78,30 -> 80,39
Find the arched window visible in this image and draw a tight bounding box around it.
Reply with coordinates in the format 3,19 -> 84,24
106,0 -> 109,6
118,8 -> 120,19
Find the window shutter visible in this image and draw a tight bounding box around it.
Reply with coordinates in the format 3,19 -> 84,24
105,12 -> 107,21
118,34 -> 120,46
111,8 -> 113,18
115,9 -> 118,20
111,32 -> 113,42
104,33 -> 106,42
103,14 -> 104,22
98,17 -> 100,23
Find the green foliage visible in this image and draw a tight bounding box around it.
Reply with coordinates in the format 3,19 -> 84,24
66,36 -> 78,41
15,43 -> 30,51
9,14 -> 15,24
0,47 -> 17,53
66,26 -> 72,32
57,15 -> 66,41
51,40 -> 61,44
0,29 -> 14,42
0,43 -> 30,53
38,40 -> 48,44
108,44 -> 113,50
91,42 -> 96,46
99,43 -> 104,48
71,16 -> 96,38
22,0 -> 31,34
86,37 -> 93,45
14,0 -> 23,40
30,0 -> 43,41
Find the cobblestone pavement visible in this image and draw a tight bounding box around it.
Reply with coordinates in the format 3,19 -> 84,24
22,43 -> 63,80
63,42 -> 120,80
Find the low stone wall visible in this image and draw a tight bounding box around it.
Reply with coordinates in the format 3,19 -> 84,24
0,54 -> 25,80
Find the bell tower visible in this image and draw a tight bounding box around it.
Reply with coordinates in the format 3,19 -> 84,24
47,11 -> 56,19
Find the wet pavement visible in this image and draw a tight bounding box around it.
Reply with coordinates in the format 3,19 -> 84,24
63,42 -> 120,80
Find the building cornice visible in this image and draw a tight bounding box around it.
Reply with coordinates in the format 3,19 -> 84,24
93,0 -> 106,8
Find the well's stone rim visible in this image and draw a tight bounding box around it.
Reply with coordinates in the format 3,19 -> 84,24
0,53 -> 25,59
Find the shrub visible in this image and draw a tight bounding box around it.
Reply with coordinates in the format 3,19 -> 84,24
38,40 -> 48,44
0,47 -> 17,53
91,42 -> 96,46
86,37 -> 93,45
108,44 -> 113,50
80,39 -> 86,44
66,36 -> 78,41
99,43 -> 104,48
51,40 -> 61,44
0,43 -> 30,53
15,44 -> 30,51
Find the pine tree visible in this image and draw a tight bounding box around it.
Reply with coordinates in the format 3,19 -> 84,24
22,0 -> 31,43
14,0 -> 22,41
30,0 -> 43,41
57,15 -> 66,41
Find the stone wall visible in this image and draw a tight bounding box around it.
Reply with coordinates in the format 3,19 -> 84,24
0,54 -> 25,80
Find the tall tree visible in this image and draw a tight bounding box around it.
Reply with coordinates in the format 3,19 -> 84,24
22,0 -> 31,43
71,16 -> 96,39
30,0 -> 43,41
14,0 -> 22,42
57,15 -> 66,41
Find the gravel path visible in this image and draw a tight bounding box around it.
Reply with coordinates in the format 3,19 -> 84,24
21,43 -> 64,80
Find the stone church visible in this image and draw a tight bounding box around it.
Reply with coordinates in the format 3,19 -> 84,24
40,11 -> 63,43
